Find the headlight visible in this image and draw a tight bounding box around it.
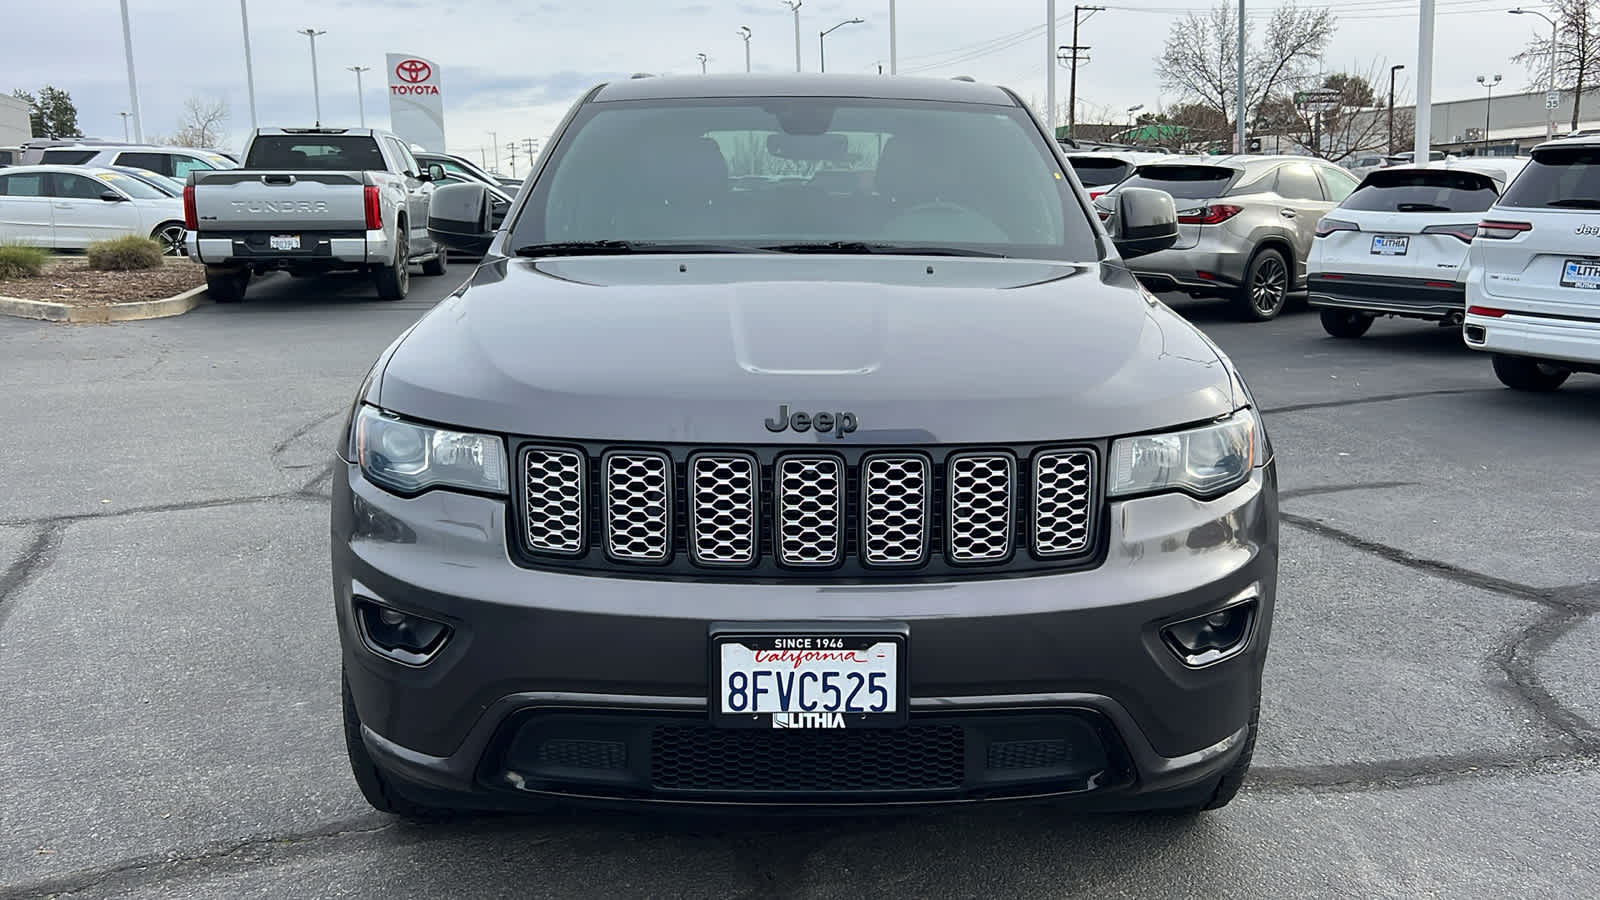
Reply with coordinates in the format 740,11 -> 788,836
354,406 -> 507,495
1109,409 -> 1257,498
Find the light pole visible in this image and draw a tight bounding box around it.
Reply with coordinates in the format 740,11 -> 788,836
1477,73 -> 1502,155
738,26 -> 752,72
240,1 -> 258,129
782,1 -> 803,72
1047,0 -> 1057,137
819,18 -> 864,73
119,112 -> 130,141
1126,103 -> 1144,143
889,0 -> 897,73
347,66 -> 370,127
1235,0 -> 1245,154
487,131 -> 499,172
697,52 -> 709,74
298,28 -> 327,127
1388,64 -> 1404,154
1416,0 -> 1435,166
118,0 -> 144,142
1510,8 -> 1559,140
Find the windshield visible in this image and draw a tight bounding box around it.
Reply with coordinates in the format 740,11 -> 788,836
1342,170 -> 1500,213
94,171 -> 170,199
511,97 -> 1096,260
1117,165 -> 1238,200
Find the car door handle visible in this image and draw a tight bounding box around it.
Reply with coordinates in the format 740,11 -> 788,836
1280,208 -> 1297,218
54,202 -> 73,209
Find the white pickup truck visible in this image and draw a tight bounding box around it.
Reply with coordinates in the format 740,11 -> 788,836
183,127 -> 448,302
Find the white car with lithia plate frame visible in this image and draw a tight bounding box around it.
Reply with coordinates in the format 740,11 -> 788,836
1463,137 -> 1600,391
1307,157 -> 1529,338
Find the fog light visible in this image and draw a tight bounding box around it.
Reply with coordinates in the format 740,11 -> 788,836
1161,592 -> 1257,668
355,598 -> 452,667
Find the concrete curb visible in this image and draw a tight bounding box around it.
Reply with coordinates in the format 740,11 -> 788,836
0,284 -> 211,324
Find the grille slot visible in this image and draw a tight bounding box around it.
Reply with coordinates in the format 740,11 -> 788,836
650,724 -> 965,793
947,453 -> 1014,562
523,447 -> 586,554
604,452 -> 671,562
861,455 -> 930,565
775,455 -> 844,566
689,454 -> 758,565
1033,450 -> 1095,557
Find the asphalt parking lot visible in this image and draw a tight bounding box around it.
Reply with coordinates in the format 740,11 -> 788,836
2,268 -> 1598,900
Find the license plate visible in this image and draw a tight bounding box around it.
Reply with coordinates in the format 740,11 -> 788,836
1371,235 -> 1409,255
269,234 -> 301,251
710,628 -> 906,729
1560,258 -> 1600,289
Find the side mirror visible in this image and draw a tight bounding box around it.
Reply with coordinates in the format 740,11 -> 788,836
1108,187 -> 1178,260
427,181 -> 495,255
425,163 -> 447,183
99,190 -> 126,202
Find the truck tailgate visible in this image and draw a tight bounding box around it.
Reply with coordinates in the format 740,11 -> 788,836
192,171 -> 367,232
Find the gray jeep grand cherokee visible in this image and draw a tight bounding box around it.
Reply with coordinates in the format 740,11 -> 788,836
332,74 -> 1279,819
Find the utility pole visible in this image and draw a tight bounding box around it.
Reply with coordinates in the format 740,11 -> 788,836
521,137 -> 539,166
348,66 -> 370,127
118,0 -> 144,142
1047,0 -> 1057,137
298,28 -> 327,127
1388,64 -> 1404,154
1235,0 -> 1245,154
1066,5 -> 1103,141
505,141 -> 518,178
783,0 -> 803,72
240,0 -> 258,129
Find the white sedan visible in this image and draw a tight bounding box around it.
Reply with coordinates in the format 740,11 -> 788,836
0,164 -> 188,255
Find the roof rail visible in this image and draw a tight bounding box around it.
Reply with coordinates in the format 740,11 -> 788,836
951,75 -> 976,82
629,72 -> 654,79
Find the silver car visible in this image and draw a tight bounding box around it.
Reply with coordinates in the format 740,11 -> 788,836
1097,155 -> 1361,321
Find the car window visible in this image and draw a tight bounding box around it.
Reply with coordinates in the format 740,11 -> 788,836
243,135 -> 387,171
437,158 -> 474,178
49,172 -> 111,199
1497,145 -> 1600,209
0,172 -> 46,197
40,149 -> 97,165
1317,167 -> 1359,203
518,97 -> 1094,260
383,137 -> 417,175
93,171 -> 167,200
1341,170 -> 1500,213
172,155 -> 217,177
115,151 -> 170,175
1118,165 -> 1238,200
1274,164 -> 1325,201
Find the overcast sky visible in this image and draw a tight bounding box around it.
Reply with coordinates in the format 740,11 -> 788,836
2,0 -> 1546,168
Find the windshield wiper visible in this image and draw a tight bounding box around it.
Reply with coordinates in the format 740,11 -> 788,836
1396,202 -> 1452,212
512,240 -> 773,257
761,241 -> 1008,258
1547,198 -> 1600,209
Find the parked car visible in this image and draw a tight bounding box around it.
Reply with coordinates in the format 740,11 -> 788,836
31,143 -> 236,178
413,151 -> 522,190
1463,137 -> 1600,391
1307,158 -> 1530,338
0,164 -> 187,254
185,126 -> 448,302
1065,150 -> 1168,200
104,165 -> 185,197
1095,155 -> 1362,320
1343,153 -> 1389,180
334,72 -> 1279,823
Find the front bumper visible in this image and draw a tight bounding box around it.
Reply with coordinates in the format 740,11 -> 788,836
1308,274 -> 1464,320
333,461 -> 1278,811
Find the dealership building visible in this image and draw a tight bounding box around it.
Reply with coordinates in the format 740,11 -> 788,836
1390,86 -> 1600,157
0,93 -> 31,149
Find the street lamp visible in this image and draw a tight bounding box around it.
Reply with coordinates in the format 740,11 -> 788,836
738,26 -> 752,72
1126,103 -> 1144,142
1510,8 -> 1559,140
240,1 -> 258,129
820,17 -> 864,73
697,52 -> 709,74
347,66 -> 371,127
781,1 -> 802,73
118,112 -> 131,141
1477,73 -> 1502,155
1389,64 -> 1405,154
487,131 -> 499,172
298,28 -> 327,127
117,0 -> 144,142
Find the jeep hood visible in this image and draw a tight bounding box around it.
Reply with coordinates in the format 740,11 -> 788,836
375,256 -> 1236,444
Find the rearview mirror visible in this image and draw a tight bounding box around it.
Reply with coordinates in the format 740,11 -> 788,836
99,190 -> 125,202
1109,187 -> 1178,260
427,182 -> 495,255
766,132 -> 851,163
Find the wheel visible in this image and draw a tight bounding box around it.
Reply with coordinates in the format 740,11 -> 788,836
150,221 -> 187,257
342,669 -> 453,822
1231,248 -> 1290,322
204,265 -> 250,303
373,227 -> 411,301
1320,308 -> 1375,338
1492,354 -> 1570,392
420,246 -> 448,277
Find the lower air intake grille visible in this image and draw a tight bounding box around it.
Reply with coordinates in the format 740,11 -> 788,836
649,724 -> 966,793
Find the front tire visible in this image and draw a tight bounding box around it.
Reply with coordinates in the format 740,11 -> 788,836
374,227 -> 411,301
1231,248 -> 1289,322
1492,354 -> 1570,391
342,670 -> 453,822
1320,308 -> 1375,338
204,265 -> 250,303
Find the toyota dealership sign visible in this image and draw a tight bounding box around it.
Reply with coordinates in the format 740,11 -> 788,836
385,53 -> 446,151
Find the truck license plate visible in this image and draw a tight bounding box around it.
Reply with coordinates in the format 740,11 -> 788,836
712,632 -> 905,729
270,234 -> 301,251
1370,235 -> 1409,255
1560,259 -> 1600,290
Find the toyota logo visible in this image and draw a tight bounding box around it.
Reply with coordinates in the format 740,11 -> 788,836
395,59 -> 432,84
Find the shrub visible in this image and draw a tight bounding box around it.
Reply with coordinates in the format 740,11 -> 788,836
86,235 -> 164,271
0,244 -> 50,280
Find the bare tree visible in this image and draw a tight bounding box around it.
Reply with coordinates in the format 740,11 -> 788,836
1157,2 -> 1336,142
1511,0 -> 1600,131
167,96 -> 230,149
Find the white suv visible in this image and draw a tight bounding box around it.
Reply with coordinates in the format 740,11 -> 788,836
34,144 -> 236,179
1464,139 -> 1600,391
1309,158 -> 1527,338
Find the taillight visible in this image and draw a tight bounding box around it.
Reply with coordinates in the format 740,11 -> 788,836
1177,204 -> 1243,225
182,185 -> 197,231
1089,189 -> 1106,200
1315,217 -> 1360,238
1422,223 -> 1478,243
1467,305 -> 1506,317
1476,220 -> 1531,240
363,185 -> 382,230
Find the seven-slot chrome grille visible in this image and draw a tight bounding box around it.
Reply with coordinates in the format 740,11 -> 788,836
516,444 -> 1099,578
